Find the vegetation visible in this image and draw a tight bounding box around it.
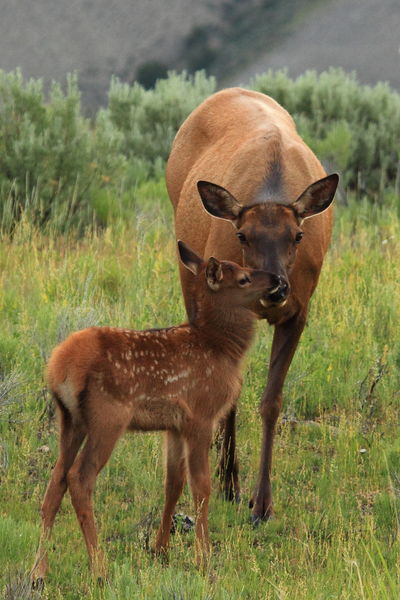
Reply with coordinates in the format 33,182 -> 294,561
252,68 -> 400,195
0,182 -> 399,598
1,68 -> 400,235
0,69 -> 216,233
0,68 -> 399,598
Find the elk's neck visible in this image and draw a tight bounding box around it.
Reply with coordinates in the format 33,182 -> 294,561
191,295 -> 255,362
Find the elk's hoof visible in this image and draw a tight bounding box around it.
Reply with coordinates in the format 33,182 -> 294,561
250,511 -> 273,528
31,577 -> 45,592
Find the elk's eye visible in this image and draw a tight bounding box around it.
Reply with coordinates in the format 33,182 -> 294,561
295,231 -> 304,243
236,232 -> 247,244
238,275 -> 250,286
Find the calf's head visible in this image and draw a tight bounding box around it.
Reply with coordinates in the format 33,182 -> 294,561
197,174 -> 338,306
178,241 -> 281,311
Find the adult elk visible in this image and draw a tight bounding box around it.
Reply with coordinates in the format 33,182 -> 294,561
166,87 -> 338,523
31,242 -> 279,586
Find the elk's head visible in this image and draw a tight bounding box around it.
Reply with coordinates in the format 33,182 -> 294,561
177,241 -> 282,311
197,174 -> 338,307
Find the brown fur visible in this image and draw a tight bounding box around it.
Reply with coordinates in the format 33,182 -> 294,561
166,88 -> 339,519
31,244 -> 279,583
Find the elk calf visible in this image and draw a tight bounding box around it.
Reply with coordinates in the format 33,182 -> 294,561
32,241 -> 279,585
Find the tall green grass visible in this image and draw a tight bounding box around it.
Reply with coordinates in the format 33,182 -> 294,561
0,185 -> 399,598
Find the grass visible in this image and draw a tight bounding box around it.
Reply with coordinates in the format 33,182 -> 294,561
0,183 -> 399,599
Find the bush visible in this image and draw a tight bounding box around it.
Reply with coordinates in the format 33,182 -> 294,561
252,68 -> 400,195
96,70 -> 216,186
0,67 -> 399,233
0,70 -> 95,231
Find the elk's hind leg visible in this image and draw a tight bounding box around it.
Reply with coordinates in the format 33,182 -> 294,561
67,420 -> 126,581
216,406 -> 240,503
155,431 -> 186,553
32,400 -> 86,586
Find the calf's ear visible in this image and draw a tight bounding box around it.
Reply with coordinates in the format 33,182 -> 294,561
206,257 -> 223,291
292,173 -> 339,219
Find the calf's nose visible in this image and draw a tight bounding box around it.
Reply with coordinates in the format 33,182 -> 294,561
267,275 -> 289,303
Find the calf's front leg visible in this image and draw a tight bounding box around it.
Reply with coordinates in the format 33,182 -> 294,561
185,426 -> 213,566
155,431 -> 186,553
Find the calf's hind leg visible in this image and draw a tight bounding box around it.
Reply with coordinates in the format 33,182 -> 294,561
31,405 -> 86,586
67,422 -> 125,580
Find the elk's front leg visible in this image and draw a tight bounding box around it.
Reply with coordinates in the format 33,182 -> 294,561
216,406 -> 240,503
251,311 -> 306,524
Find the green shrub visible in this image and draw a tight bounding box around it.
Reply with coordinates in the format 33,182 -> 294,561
1,67 -> 399,233
96,70 -> 216,186
252,68 -> 400,195
0,70 -> 95,231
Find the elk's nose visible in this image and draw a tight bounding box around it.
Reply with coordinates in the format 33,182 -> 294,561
267,275 -> 289,303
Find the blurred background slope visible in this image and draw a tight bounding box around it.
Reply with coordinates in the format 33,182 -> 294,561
1,0 -> 399,109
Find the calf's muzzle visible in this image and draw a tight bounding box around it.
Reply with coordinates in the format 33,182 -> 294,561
264,275 -> 289,304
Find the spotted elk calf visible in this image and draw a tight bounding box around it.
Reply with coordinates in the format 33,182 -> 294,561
31,241 -> 280,585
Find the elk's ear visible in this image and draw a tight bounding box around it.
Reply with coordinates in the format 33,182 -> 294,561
178,240 -> 203,275
292,174 -> 339,220
197,181 -> 242,225
206,257 -> 223,291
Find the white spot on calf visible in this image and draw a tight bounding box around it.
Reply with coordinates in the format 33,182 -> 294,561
166,374 -> 179,383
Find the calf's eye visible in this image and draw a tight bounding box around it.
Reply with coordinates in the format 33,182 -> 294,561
238,276 -> 250,286
237,232 -> 247,244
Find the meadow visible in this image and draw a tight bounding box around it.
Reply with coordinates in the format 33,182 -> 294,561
0,178 -> 399,599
